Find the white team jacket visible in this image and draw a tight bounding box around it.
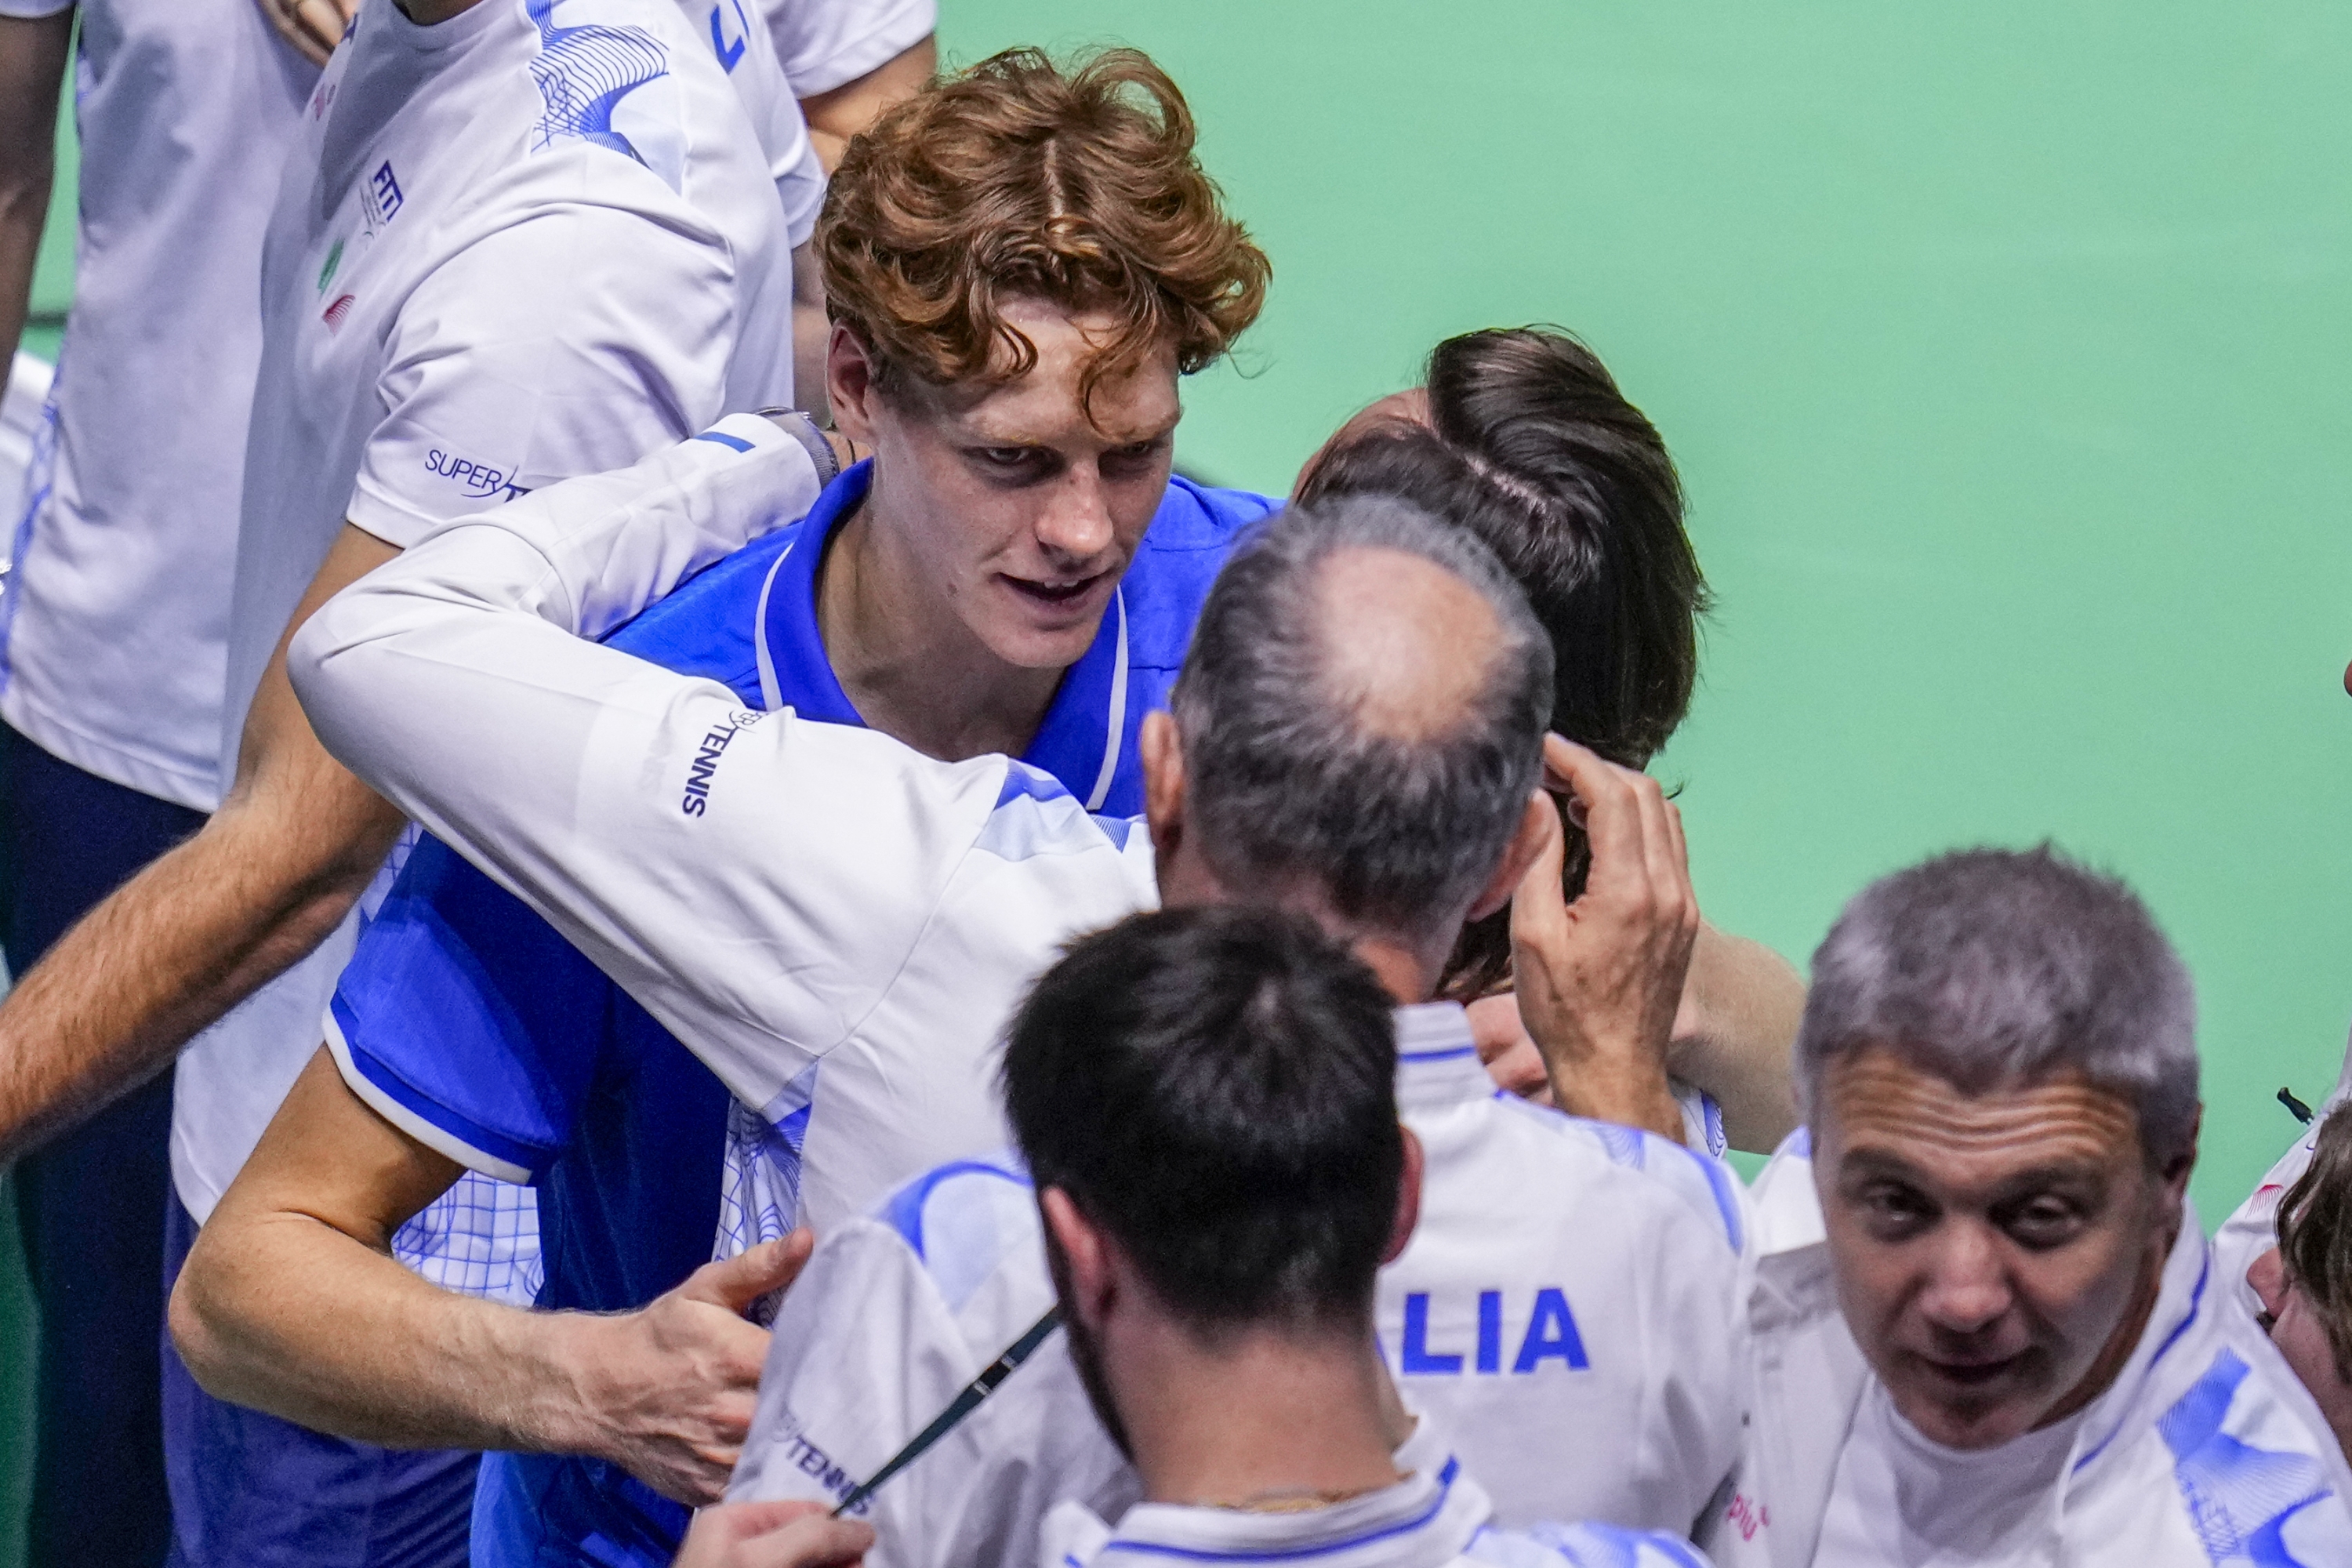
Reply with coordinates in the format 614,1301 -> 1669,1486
1694,1134 -> 2352,1568
1041,1417 -> 1715,1568
725,1004 -> 1744,1565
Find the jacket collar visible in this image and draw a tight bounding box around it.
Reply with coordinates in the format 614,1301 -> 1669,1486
752,459 -> 1133,808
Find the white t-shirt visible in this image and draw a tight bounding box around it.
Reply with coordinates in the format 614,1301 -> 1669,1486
762,0 -> 933,97
0,0 -> 314,811
169,0 -> 794,1225
1814,1383 -> 2086,1568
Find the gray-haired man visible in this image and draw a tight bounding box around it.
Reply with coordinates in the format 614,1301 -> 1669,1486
1701,845 -> 2352,1568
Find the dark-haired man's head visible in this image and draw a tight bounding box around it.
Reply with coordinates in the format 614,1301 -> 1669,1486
1001,906 -> 1414,1460
1293,328 -> 1708,1002
1142,493 -> 1554,1001
2250,1104 -> 2352,1460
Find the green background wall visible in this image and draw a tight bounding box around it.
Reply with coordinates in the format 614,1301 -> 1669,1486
7,2 -> 2350,1558
931,0 -> 2352,1216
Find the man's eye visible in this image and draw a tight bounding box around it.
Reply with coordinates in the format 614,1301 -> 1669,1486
1104,439 -> 1165,469
1859,1185 -> 1934,1233
975,446 -> 1035,469
2002,1200 -> 2086,1250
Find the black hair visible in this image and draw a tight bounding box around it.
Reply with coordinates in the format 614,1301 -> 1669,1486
1001,906 -> 1403,1335
1296,326 -> 1710,999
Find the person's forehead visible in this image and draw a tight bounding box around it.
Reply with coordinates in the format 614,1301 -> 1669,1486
938,311 -> 1182,445
1823,1046 -> 2142,1183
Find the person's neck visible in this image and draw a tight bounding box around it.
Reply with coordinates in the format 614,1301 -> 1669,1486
1116,1321 -> 1405,1508
816,499 -> 1064,762
396,0 -> 482,23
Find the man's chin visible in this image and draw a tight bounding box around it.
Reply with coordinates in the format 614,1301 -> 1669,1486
1887,1360 -> 2052,1451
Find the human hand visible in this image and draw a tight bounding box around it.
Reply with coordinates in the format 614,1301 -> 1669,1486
1508,735 -> 1697,1142
1466,990 -> 1552,1105
675,1501 -> 874,1568
255,0 -> 358,68
572,1232 -> 815,1505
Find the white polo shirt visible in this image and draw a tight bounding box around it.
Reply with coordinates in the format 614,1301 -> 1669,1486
169,0 -> 793,1225
762,0 -> 934,97
0,0 -> 314,810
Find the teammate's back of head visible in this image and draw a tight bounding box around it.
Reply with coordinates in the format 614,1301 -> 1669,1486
1296,326 -> 1707,996
1299,326 -> 1704,770
818,45 -> 1269,416
1002,906 -> 1403,1334
1168,493 -> 1552,946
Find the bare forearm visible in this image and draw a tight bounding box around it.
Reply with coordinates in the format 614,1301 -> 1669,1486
1666,922 -> 1803,1152
172,1203 -> 601,1454
0,13 -> 71,368
0,788 -> 396,1163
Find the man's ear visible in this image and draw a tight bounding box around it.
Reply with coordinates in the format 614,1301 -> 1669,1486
1465,793 -> 1558,924
1040,1187 -> 1116,1332
1142,711 -> 1187,861
826,322 -> 880,447
1381,1127 -> 1425,1266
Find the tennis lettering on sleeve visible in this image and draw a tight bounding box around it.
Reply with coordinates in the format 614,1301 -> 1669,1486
681,709 -> 767,815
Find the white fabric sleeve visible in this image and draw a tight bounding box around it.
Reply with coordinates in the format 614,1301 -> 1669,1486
731,1214 -> 1136,1568
291,419 -> 1018,1116
762,0 -> 935,97
347,204 -> 744,547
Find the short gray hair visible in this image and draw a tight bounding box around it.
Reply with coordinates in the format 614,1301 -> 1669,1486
1797,844 -> 2199,1167
1171,494 -> 1553,939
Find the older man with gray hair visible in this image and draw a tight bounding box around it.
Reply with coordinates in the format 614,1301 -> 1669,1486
1700,844 -> 2352,1568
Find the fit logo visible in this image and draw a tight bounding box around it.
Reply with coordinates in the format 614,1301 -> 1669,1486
367,160 -> 404,227
1396,1287 -> 1589,1375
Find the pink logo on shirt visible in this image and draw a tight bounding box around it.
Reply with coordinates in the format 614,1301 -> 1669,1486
322,294 -> 357,333
1726,1492 -> 1769,1542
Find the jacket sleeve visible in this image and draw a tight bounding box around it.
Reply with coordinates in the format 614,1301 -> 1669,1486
289,418 -> 1013,1116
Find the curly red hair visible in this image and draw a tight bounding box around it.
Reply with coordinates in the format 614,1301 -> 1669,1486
817,47 -> 1270,420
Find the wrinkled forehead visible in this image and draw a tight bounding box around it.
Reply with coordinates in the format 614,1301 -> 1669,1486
1817,1045 -> 2147,1189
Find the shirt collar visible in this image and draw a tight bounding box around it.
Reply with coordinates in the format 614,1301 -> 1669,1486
755,459 -> 1131,806
1392,1003 -> 1494,1113
1091,1450 -> 1485,1568
2063,1200 -> 2214,1480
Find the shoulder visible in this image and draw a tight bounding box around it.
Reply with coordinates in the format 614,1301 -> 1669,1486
973,762 -> 1149,867
1462,1521 -> 1715,1568
1119,479 -> 1280,670
1482,1096 -> 1747,1257
2122,1325 -> 2352,1560
860,1152 -> 1049,1318
603,515 -> 804,691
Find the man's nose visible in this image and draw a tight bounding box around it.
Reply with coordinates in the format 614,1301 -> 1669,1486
1035,468 -> 1115,561
1916,1225 -> 2013,1334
